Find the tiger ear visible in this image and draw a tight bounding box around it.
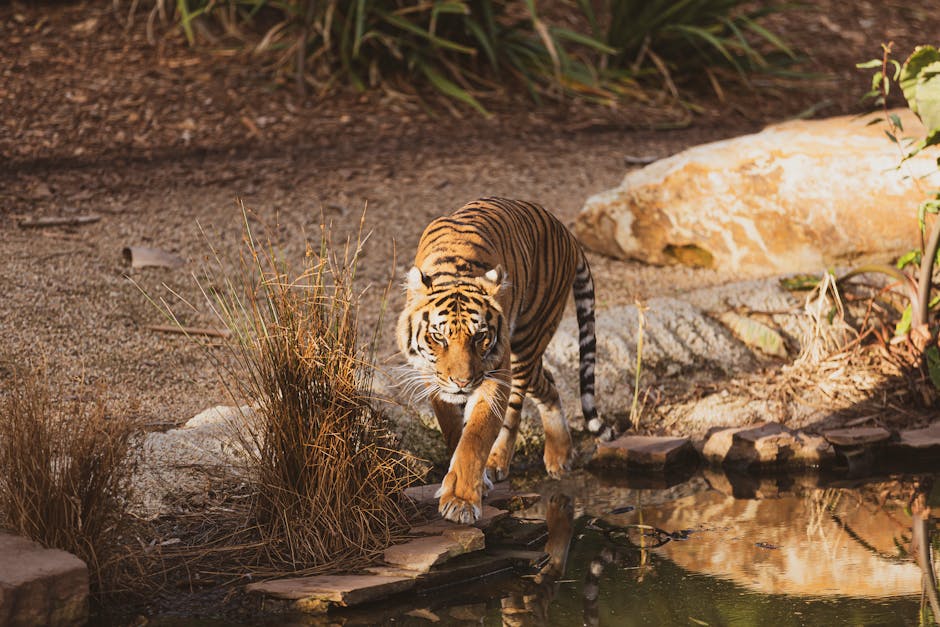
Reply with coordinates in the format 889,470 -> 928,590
479,265 -> 505,295
407,266 -> 433,291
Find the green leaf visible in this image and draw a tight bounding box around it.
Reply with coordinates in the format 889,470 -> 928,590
718,312 -> 787,358
551,26 -> 618,55
897,249 -> 921,270
901,46 -> 940,129
352,0 -> 366,58
379,12 -> 476,55
890,58 -> 902,81
926,345 -> 940,391
464,19 -> 497,70
926,127 -> 940,149
432,2 -> 470,16
896,303 -> 913,337
856,59 -> 883,69
741,16 -> 795,59
779,274 -> 820,290
418,61 -> 490,116
889,112 -> 904,131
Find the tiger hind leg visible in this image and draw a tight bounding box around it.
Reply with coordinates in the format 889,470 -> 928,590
530,366 -> 572,479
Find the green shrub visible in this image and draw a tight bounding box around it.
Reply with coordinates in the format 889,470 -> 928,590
151,0 -> 794,111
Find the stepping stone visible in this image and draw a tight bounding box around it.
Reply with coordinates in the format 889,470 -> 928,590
823,427 -> 892,473
404,483 -> 440,506
897,423 -> 940,449
473,505 -> 509,530
383,531 -> 484,574
590,435 -> 695,470
246,574 -> 415,611
0,533 -> 88,627
823,427 -> 891,447
406,524 -> 485,553
702,422 -> 834,468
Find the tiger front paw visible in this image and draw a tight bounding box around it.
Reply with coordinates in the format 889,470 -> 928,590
435,470 -> 483,524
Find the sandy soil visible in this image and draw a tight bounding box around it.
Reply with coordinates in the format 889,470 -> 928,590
2,0 -> 938,429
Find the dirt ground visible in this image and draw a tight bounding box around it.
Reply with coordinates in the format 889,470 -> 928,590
2,0 -> 939,430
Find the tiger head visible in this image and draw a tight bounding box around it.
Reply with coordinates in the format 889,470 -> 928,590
397,265 -> 508,404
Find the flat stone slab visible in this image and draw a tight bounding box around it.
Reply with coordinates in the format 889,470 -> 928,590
823,427 -> 892,447
407,524 -> 485,553
0,533 -> 88,627
404,483 -> 440,506
383,531 -> 483,574
246,574 -> 415,608
591,435 -> 694,469
897,423 -> 940,449
702,422 -> 834,468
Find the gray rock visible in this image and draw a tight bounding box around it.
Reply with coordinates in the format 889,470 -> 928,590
131,405 -> 258,516
0,533 -> 88,627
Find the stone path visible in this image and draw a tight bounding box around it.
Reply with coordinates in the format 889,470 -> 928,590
246,486 -> 539,614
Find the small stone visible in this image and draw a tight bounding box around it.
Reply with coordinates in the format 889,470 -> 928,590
0,533 -> 89,627
245,574 -> 415,608
823,427 -> 891,447
591,435 -> 694,469
702,422 -> 834,468
897,423 -> 940,449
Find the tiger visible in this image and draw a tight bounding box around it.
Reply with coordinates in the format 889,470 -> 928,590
397,197 -> 615,524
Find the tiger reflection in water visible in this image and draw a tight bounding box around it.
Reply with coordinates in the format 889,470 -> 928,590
500,493 -> 575,627
500,493 -> 650,627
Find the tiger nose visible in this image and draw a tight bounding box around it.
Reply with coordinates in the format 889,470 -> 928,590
452,377 -> 472,388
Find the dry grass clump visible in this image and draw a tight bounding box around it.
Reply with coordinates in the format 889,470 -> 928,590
0,366 -> 138,591
170,209 -> 421,574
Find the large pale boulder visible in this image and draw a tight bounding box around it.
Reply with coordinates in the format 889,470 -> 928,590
576,110 -> 940,275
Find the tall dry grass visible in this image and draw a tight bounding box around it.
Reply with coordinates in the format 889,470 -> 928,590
166,208 -> 422,574
0,366 -> 138,591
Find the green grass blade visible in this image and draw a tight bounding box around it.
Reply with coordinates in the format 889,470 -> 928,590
417,59 -> 490,116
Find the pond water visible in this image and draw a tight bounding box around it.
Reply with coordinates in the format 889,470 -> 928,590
322,468 -> 940,626
139,467 -> 940,626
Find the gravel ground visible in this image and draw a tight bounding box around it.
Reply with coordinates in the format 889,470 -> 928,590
2,0 -> 937,428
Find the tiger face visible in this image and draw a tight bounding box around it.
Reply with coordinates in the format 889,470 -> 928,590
398,266 -> 507,405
